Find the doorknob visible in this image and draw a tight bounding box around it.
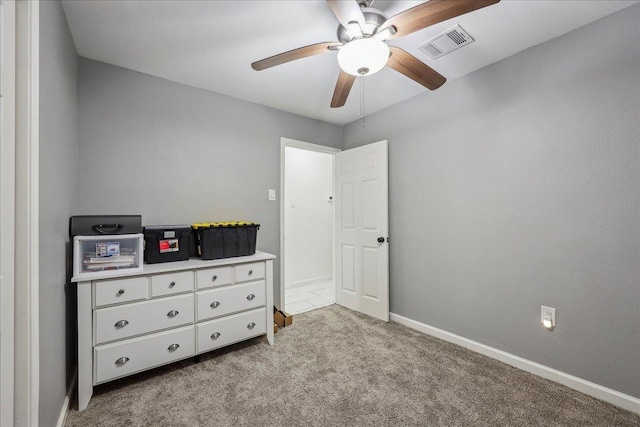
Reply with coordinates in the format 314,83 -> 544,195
377,237 -> 385,243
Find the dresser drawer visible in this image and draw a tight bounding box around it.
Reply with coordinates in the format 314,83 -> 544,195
196,281 -> 265,322
235,262 -> 265,282
94,325 -> 195,384
94,276 -> 149,308
196,266 -> 233,290
94,294 -> 194,345
151,271 -> 194,297
196,308 -> 266,354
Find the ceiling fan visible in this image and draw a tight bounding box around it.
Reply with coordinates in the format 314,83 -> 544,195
251,0 -> 500,108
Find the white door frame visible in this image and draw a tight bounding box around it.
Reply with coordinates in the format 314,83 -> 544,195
279,138 -> 341,310
14,0 -> 40,425
0,1 -> 17,425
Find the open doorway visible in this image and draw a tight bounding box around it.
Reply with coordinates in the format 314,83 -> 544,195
280,138 -> 340,315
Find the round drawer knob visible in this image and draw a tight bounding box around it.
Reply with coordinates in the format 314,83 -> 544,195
248,270 -> 253,276
211,332 -> 221,340
211,275 -> 218,282
169,281 -> 176,288
167,310 -> 179,318
115,356 -> 129,367
114,320 -> 129,329
116,289 -> 125,296
210,301 -> 220,309
167,344 -> 180,352
247,322 -> 256,330
246,294 -> 255,301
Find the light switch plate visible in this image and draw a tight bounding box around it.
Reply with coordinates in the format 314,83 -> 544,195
541,306 -> 556,329
268,189 -> 276,201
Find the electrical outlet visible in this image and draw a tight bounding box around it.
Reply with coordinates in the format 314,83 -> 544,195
541,306 -> 556,329
268,189 -> 276,201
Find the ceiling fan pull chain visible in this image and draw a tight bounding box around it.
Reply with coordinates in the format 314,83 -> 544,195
360,75 -> 366,128
359,75 -> 362,122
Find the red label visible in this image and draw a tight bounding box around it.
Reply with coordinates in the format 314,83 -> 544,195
159,239 -> 179,253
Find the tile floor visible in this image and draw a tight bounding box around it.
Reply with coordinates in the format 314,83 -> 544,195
284,280 -> 335,315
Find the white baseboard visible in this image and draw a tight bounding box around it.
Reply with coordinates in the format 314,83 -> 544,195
56,370 -> 77,427
390,312 -> 640,415
285,275 -> 332,289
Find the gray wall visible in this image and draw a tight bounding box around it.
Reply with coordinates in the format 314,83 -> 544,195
343,5 -> 640,398
39,1 -> 79,425
77,59 -> 342,303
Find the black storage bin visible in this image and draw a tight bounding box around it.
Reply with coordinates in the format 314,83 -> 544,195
238,225 -> 258,256
222,227 -> 240,258
189,228 -> 199,258
193,225 -> 224,260
70,215 -> 142,238
193,222 -> 259,260
143,225 -> 191,264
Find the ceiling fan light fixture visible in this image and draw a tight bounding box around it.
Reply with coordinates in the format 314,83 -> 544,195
337,38 -> 389,76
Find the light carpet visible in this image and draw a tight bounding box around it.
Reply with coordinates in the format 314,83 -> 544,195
65,305 -> 640,426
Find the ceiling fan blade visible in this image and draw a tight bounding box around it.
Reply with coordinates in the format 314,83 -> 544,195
251,42 -> 341,71
327,0 -> 365,29
382,0 -> 500,40
330,70 -> 356,108
387,47 -> 446,90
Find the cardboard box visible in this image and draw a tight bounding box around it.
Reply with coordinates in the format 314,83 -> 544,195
274,310 -> 286,328
282,311 -> 293,327
274,308 -> 293,328
273,322 -> 278,334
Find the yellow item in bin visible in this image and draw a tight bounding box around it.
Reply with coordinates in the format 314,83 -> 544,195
191,221 -> 260,229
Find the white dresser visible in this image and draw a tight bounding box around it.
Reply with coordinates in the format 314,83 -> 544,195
72,251 -> 275,411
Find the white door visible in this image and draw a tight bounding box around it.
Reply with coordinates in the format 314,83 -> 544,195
335,140 -> 389,321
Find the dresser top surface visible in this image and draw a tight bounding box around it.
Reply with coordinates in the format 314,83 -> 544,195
72,251 -> 276,283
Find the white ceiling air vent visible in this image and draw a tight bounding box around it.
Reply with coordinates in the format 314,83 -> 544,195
418,25 -> 475,60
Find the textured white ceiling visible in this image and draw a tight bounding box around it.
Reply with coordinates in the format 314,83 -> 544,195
61,0 -> 639,125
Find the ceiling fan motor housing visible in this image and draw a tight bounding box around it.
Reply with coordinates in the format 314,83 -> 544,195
337,7 -> 388,42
